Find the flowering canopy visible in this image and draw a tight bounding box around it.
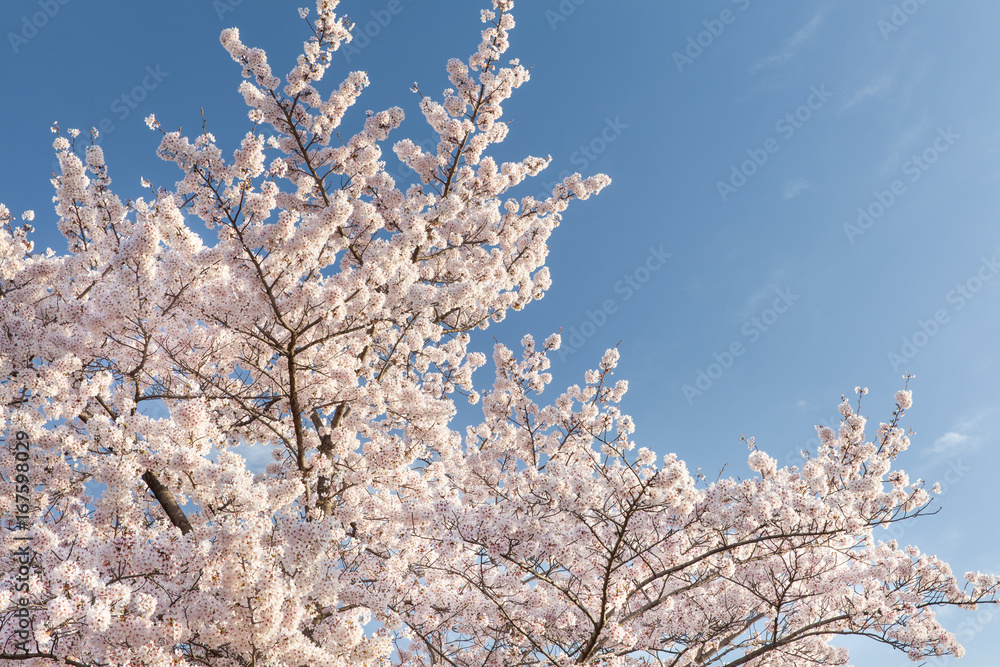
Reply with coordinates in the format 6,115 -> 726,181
0,1 -> 996,665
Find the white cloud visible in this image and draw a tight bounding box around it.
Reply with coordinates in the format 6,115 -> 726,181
840,77 -> 892,111
733,272 -> 791,322
932,431 -> 970,454
787,8 -> 828,49
878,118 -> 930,176
926,408 -> 997,456
751,7 -> 830,73
782,177 -> 812,200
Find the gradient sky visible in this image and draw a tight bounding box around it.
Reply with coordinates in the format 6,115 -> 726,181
2,1 -> 1000,663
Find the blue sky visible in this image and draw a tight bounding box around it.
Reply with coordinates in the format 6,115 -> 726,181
3,1 -> 1000,663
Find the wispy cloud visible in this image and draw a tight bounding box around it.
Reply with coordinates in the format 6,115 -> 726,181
736,286 -> 776,321
878,118 -> 930,176
751,7 -> 830,73
734,272 -> 791,321
787,8 -> 828,49
932,431 -> 970,454
840,77 -> 892,112
927,408 -> 996,455
782,177 -> 812,200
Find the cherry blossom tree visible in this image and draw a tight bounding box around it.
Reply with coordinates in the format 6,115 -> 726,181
0,1 -> 996,665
